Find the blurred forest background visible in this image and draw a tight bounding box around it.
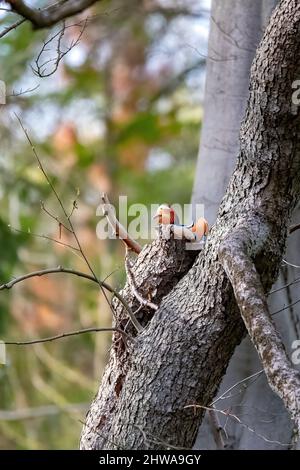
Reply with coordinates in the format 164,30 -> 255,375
0,0 -> 209,449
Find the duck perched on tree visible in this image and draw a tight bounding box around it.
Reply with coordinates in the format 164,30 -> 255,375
153,204 -> 209,243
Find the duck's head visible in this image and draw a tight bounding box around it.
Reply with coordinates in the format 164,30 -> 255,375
153,204 -> 179,225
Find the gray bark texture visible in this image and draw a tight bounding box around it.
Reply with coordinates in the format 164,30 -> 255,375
81,0 -> 300,449
193,0 -> 300,450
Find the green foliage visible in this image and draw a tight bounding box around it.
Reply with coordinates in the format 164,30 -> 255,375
0,0 -> 205,449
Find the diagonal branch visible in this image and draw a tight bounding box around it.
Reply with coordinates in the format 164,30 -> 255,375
289,222 -> 300,235
0,17 -> 25,39
5,0 -> 101,29
219,224 -> 300,438
101,193 -> 142,254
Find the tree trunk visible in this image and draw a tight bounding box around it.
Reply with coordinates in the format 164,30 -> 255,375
81,0 -> 300,449
192,0 -> 264,226
192,0 -> 299,450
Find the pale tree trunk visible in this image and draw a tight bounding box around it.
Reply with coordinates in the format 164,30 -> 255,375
192,0 -> 264,226
81,0 -> 300,449
193,0 -> 300,450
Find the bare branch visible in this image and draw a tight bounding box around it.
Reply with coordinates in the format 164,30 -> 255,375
211,15 -> 257,53
185,404 -> 289,447
4,326 -> 130,345
207,408 -> 225,449
282,259 -> 300,269
10,225 -> 80,252
125,248 -> 158,311
212,369 -> 264,406
0,17 -> 25,39
269,276 -> 300,295
289,222 -> 300,234
0,266 -> 136,326
219,224 -> 300,436
101,193 -> 142,254
14,115 -> 142,332
5,0 -> 101,29
271,297 -> 300,317
0,403 -> 88,421
8,84 -> 40,97
31,19 -> 88,78
149,60 -> 205,105
40,201 -> 73,233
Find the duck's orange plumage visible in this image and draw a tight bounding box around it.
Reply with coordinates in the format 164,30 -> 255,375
191,217 -> 209,240
154,205 -> 209,241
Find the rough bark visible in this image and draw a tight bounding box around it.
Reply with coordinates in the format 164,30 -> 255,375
219,223 -> 300,436
192,0 -> 298,450
81,234 -> 197,449
81,0 -> 300,449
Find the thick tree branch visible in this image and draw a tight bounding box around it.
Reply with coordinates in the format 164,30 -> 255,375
219,225 -> 300,436
5,0 -> 101,29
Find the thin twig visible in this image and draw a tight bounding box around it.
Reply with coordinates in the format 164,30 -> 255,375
282,259 -> 300,269
15,115 -> 141,332
0,17 -> 25,39
40,201 -> 73,233
4,326 -> 130,345
212,370 -> 264,406
125,248 -> 158,311
10,225 -> 80,252
184,404 -> 289,447
271,297 -> 300,316
269,276 -> 300,295
0,403 -> 88,421
0,266 -> 135,324
8,84 -> 40,97
31,19 -> 88,78
208,408 -> 225,449
134,425 -> 189,450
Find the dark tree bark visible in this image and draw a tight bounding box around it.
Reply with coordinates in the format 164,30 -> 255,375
81,0 -> 300,449
5,0 -> 101,29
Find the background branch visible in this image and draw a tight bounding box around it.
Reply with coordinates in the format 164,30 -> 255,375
14,115 -> 142,333
4,326 -> 130,345
0,266 -> 138,330
5,0 -> 101,29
